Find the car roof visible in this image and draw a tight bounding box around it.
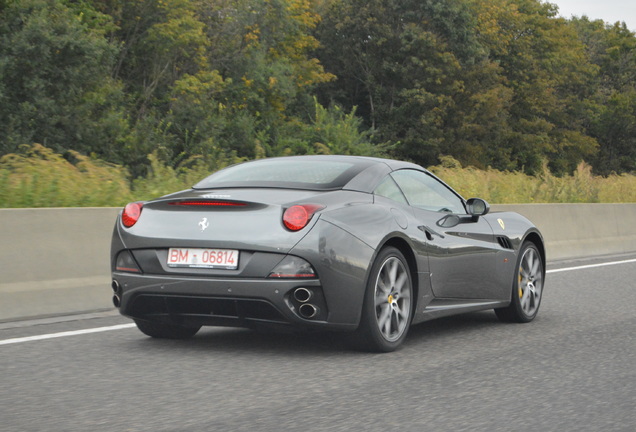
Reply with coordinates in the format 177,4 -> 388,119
262,154 -> 422,169
193,155 -> 428,192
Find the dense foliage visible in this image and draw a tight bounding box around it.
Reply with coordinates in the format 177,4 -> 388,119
1,0 -> 635,205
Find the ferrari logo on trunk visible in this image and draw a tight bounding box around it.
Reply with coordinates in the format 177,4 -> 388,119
198,217 -> 209,232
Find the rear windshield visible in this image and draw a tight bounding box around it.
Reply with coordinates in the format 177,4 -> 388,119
193,158 -> 376,190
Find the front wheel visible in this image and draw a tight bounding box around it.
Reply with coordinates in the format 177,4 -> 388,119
354,247 -> 413,352
495,242 -> 544,323
134,319 -> 201,339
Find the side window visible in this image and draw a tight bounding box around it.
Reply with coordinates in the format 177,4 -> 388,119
391,170 -> 466,214
374,176 -> 408,205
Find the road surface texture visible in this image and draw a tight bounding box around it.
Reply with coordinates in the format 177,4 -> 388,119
1,254 -> 635,431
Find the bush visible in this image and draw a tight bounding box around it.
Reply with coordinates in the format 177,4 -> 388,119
428,157 -> 636,203
0,144 -> 132,207
1,146 -> 634,208
130,152 -> 225,201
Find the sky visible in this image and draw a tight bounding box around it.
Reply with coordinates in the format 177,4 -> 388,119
548,0 -> 636,31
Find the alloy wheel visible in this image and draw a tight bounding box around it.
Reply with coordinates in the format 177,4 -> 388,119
374,256 -> 412,342
518,246 -> 543,317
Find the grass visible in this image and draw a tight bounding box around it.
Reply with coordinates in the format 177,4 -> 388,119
0,144 -> 133,207
429,158 -> 636,203
1,145 -> 634,207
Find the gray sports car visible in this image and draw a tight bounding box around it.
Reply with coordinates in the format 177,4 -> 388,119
110,155 -> 545,352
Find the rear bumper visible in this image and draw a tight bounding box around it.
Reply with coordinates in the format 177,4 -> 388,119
112,272 -> 358,331
111,218 -> 375,331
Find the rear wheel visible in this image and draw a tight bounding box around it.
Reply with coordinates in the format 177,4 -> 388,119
354,247 -> 413,352
495,242 -> 544,323
134,319 -> 201,339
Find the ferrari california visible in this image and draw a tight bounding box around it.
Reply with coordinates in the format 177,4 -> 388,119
110,155 -> 545,352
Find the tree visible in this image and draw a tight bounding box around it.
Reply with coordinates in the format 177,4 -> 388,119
466,0 -> 599,174
572,18 -> 636,174
199,0 -> 335,157
315,0 -> 511,168
94,0 -> 337,170
0,0 -> 128,159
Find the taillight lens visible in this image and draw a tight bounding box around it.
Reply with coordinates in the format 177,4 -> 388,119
268,256 -> 316,278
122,202 -> 143,228
283,204 -> 325,231
115,250 -> 141,273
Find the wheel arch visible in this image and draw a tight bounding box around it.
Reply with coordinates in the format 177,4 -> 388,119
523,230 -> 546,275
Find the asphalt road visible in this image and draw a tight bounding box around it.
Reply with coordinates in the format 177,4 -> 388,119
1,254 -> 635,432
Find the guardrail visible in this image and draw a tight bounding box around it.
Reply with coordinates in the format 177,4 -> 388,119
1,204 -> 635,322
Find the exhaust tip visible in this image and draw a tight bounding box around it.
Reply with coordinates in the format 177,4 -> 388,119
112,294 -> 121,308
293,287 -> 312,303
299,303 -> 318,319
111,280 -> 121,293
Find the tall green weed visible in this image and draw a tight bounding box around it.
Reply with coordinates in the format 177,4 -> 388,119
0,144 -> 132,207
1,147 -> 634,207
429,157 -> 636,203
130,153 -> 228,201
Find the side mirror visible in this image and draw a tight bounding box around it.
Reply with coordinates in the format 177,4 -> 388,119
466,198 -> 490,219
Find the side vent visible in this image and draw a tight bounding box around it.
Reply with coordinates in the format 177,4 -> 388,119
496,236 -> 514,250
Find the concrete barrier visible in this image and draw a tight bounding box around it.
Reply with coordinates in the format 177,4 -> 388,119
1,204 -> 635,322
1,208 -> 120,322
492,204 -> 636,261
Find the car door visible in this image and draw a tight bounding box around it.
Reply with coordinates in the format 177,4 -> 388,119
390,169 -> 500,300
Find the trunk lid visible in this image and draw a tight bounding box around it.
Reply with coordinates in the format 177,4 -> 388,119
118,188 -> 325,254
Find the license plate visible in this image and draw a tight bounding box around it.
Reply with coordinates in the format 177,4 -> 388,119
167,248 -> 239,269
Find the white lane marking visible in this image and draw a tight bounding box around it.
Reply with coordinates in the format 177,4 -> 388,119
1,258 -> 635,346
0,323 -> 136,346
547,258 -> 636,274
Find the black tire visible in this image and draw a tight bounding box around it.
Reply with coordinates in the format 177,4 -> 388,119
134,319 -> 201,339
354,247 -> 413,352
495,242 -> 544,323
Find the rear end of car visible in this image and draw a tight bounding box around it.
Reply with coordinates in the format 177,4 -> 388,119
110,157 -> 380,334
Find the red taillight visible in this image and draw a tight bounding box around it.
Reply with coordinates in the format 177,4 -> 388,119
122,202 -> 143,228
283,204 -> 325,231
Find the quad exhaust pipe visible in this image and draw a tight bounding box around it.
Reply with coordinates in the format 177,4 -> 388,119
292,288 -> 319,319
112,280 -> 122,308
293,287 -> 312,303
298,303 -> 319,319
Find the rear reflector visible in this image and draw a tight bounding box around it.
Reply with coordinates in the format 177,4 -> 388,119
115,250 -> 141,273
268,256 -> 317,279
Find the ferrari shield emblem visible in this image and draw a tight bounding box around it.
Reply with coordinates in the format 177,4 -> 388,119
497,218 -> 505,230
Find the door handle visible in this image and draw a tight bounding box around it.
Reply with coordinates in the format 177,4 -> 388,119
418,225 -> 445,240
